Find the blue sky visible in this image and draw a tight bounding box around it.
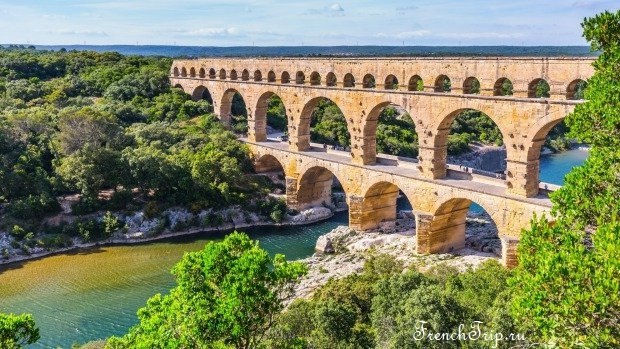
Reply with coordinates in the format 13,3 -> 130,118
0,0 -> 618,46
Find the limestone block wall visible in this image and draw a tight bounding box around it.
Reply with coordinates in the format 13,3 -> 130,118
171,75 -> 582,197
249,142 -> 552,267
172,57 -> 594,100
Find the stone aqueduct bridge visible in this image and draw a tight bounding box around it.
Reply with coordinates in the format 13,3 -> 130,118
170,57 -> 594,267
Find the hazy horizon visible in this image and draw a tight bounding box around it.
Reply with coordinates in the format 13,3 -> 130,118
0,1 -> 618,47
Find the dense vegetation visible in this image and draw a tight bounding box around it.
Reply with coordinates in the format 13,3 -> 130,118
0,47 -> 289,347
510,10 -> 620,348
106,232 -> 307,349
0,47 -> 288,234
266,256 -> 517,349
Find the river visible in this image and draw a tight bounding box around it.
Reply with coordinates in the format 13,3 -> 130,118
0,148 -> 588,348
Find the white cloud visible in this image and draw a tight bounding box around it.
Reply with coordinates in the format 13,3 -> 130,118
49,29 -> 108,37
304,3 -> 345,16
183,27 -> 240,37
376,30 -> 431,39
330,3 -> 344,12
438,32 -> 525,39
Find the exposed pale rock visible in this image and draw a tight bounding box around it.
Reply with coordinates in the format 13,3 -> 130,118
315,235 -> 334,254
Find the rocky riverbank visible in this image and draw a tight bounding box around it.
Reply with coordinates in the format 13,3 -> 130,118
291,211 -> 500,300
0,205 -> 337,266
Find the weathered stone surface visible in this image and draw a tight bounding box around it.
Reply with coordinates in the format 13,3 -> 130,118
315,235 -> 334,254
170,57 -> 590,267
248,141 -> 550,267
171,57 -> 592,198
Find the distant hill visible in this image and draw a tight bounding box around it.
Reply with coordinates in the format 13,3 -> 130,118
2,44 -> 597,58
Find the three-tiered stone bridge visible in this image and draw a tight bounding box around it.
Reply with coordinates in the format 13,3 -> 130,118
170,57 -> 594,267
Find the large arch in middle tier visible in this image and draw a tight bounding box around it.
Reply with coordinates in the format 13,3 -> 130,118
250,90 -> 289,143
295,96 -> 351,152
422,104 -> 510,179
361,100 -> 420,164
219,88 -> 248,128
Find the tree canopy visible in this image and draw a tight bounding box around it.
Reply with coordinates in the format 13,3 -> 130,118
510,9 -> 620,348
106,232 -> 307,349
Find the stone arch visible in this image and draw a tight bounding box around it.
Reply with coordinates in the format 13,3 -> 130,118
191,85 -> 214,106
363,74 -> 376,88
254,70 -> 262,82
251,90 -> 287,143
295,71 -> 305,84
384,75 -> 399,90
281,71 -> 291,84
528,78 -> 550,98
310,71 -> 321,86
173,67 -> 180,77
181,67 -> 188,77
254,153 -> 287,175
343,73 -> 355,88
566,79 -> 587,100
219,68 -> 226,79
199,68 -> 206,78
420,197 -> 501,256
351,181 -> 409,231
463,77 -> 480,94
408,75 -> 423,91
173,83 -> 183,90
189,67 -> 196,77
294,165 -> 348,211
219,88 -> 247,127
493,78 -> 513,96
362,101 -> 419,164
230,70 -> 238,80
428,107 -> 507,178
209,68 -> 216,79
296,97 -> 350,152
326,72 -> 337,87
519,117 -> 565,196
268,71 -> 276,83
434,74 -> 451,92
242,69 -> 250,81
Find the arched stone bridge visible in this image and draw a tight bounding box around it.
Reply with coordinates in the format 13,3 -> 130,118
170,57 -> 594,267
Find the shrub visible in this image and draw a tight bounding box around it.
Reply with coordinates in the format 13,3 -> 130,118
143,201 -> 160,219
71,197 -> 101,216
6,194 -> 61,220
10,225 -> 28,240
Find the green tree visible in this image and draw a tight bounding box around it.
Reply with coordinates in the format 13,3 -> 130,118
55,106 -> 124,156
0,312 -> 39,348
106,232 -> 307,349
510,10 -> 620,348
56,146 -> 129,199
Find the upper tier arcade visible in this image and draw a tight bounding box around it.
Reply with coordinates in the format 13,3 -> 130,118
170,57 -> 594,198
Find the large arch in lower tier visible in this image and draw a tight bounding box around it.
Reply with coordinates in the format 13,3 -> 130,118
350,181 -> 413,231
419,197 -> 502,257
292,164 -> 349,211
253,153 -> 287,176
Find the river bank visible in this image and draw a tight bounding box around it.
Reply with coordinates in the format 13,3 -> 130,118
0,203 -> 344,266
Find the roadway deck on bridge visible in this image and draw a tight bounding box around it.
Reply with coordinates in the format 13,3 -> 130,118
243,138 -> 553,208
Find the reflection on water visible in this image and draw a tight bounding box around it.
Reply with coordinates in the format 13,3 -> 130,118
0,213 -> 347,348
0,149 -> 588,348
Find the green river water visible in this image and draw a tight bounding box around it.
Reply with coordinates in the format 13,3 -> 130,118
0,149 -> 589,348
